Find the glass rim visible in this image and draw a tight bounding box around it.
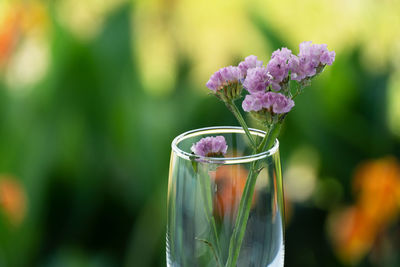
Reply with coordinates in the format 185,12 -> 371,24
171,126 -> 279,164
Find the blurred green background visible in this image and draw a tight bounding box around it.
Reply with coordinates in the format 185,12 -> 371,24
1,0 -> 400,266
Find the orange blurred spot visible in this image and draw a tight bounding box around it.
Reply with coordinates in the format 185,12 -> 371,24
0,175 -> 27,226
212,165 -> 253,218
330,206 -> 377,263
353,157 -> 400,225
0,9 -> 21,66
329,157 -> 400,264
0,1 -> 49,68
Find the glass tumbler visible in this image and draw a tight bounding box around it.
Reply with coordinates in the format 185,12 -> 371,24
167,126 -> 285,267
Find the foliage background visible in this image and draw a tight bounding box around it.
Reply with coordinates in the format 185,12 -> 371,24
0,0 -> 400,266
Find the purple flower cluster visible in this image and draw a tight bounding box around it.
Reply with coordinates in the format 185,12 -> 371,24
243,48 -> 293,93
206,42 -> 335,95
242,92 -> 294,114
206,66 -> 242,92
204,41 -> 334,123
266,48 -> 292,90
289,41 -> 336,81
242,67 -> 270,94
238,55 -> 263,77
191,136 -> 228,157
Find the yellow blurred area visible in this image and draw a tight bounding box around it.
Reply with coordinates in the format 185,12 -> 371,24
56,0 -> 127,40
5,34 -> 50,91
253,0 -> 363,50
133,0 -> 268,96
0,0 -> 48,41
0,0 -> 50,90
254,0 -> 400,72
133,14 -> 177,97
170,0 -> 269,88
387,71 -> 400,138
2,0 -> 400,98
131,0 -> 400,103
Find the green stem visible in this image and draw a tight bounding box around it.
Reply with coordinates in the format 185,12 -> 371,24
224,165 -> 257,267
262,123 -> 282,152
198,166 -> 223,267
291,91 -> 300,100
226,101 -> 257,149
256,126 -> 269,152
225,122 -> 282,267
195,238 -> 222,267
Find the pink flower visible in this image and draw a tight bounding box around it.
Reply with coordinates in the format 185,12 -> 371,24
266,47 -> 292,90
191,136 -> 228,157
242,93 -> 264,112
243,67 -> 270,94
269,92 -> 295,114
238,55 -> 263,77
206,66 -> 243,92
242,92 -> 294,114
289,41 -> 335,81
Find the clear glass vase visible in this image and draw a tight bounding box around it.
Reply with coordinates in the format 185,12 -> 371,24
167,126 -> 285,267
